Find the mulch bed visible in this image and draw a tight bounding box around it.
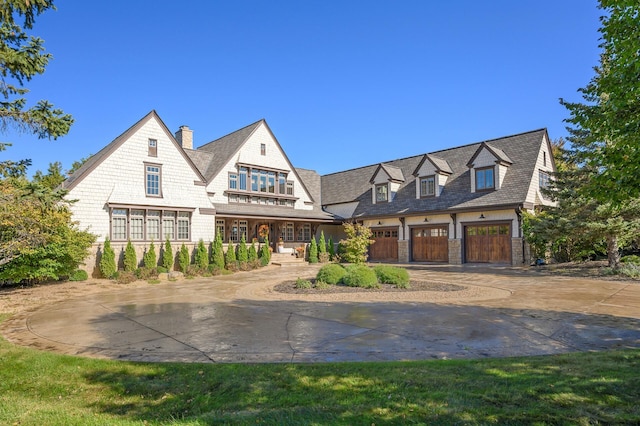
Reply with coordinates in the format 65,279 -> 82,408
273,280 -> 465,294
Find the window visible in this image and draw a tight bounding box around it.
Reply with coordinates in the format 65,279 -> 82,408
239,220 -> 248,241
239,167 -> 247,190
148,139 -> 157,157
216,219 -> 225,241
282,222 -> 294,241
375,183 -> 388,203
475,167 -> 495,191
260,143 -> 266,156
230,220 -> 239,242
177,212 -> 190,240
229,173 -> 238,190
539,170 -> 550,189
130,210 -> 144,240
286,181 -> 294,196
112,209 -> 127,240
297,223 -> 312,241
268,172 -> 275,193
251,173 -> 258,191
420,176 -> 436,197
162,211 -> 175,240
145,164 -> 161,197
543,151 -> 547,167
260,171 -> 267,192
279,175 -> 286,194
147,211 -> 160,240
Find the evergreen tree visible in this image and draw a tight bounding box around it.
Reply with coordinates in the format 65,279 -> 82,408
318,231 -> 327,254
211,233 -> 225,269
237,235 -> 248,263
99,237 -> 117,278
248,241 -> 258,261
123,240 -> 137,272
339,223 -> 374,264
328,236 -> 335,260
194,239 -> 209,269
143,240 -> 157,269
308,238 -> 318,263
259,239 -> 270,266
225,241 -> 236,268
178,243 -> 190,273
162,238 -> 173,270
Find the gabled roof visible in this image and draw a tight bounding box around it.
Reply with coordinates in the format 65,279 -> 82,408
321,128 -> 549,217
191,119 -> 317,204
369,163 -> 405,184
191,119 -> 263,182
412,153 -> 453,176
466,142 -> 513,168
63,110 -> 206,191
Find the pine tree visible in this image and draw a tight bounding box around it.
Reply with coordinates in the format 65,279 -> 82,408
318,231 -> 327,254
162,238 -> 173,271
237,235 -> 248,263
194,239 -> 209,269
248,241 -> 258,261
308,238 -> 318,263
328,236 -> 335,260
211,233 -> 225,269
143,240 -> 157,269
259,239 -> 271,266
99,237 -> 117,278
123,240 -> 137,272
179,243 -> 190,273
225,241 -> 237,268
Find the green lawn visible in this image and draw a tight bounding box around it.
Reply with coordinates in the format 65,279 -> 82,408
1,316 -> 638,425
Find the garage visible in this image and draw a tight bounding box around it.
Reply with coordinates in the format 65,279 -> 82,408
464,223 -> 511,263
369,228 -> 398,261
411,225 -> 448,262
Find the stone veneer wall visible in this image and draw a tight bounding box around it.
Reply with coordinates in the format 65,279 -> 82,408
511,237 -> 524,266
448,239 -> 462,264
397,240 -> 409,263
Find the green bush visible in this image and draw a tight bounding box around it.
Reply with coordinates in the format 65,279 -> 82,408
315,280 -> 331,290
621,255 -> 640,264
194,239 -> 209,269
68,269 -> 88,281
248,241 -> 258,261
157,266 -> 168,274
211,234 -> 225,270
342,264 -> 379,288
316,263 -> 346,284
328,237 -> 335,260
619,263 -> 640,279
99,237 -> 117,279
374,265 -> 410,287
178,244 -> 190,273
123,240 -> 137,272
318,231 -> 327,254
237,235 -> 248,263
116,271 -> 137,284
143,241 -> 157,269
259,240 -> 271,266
135,267 -> 157,280
225,241 -> 237,269
162,238 -> 173,271
309,238 -> 318,263
295,277 -> 312,289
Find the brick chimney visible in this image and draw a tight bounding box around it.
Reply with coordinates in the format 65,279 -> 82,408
175,125 -> 193,150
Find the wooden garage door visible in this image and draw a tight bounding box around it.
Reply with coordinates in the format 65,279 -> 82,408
465,224 -> 511,263
412,226 -> 448,262
370,228 -> 398,261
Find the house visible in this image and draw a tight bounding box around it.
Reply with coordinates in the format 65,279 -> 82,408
320,129 -> 556,265
64,111 -> 555,272
63,111 -> 335,274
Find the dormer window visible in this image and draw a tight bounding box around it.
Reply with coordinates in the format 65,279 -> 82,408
420,176 -> 436,197
375,183 -> 388,203
475,167 -> 495,191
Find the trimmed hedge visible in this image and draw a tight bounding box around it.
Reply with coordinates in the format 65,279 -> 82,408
374,265 -> 410,287
68,269 -> 88,281
343,264 -> 379,288
316,263 -> 346,285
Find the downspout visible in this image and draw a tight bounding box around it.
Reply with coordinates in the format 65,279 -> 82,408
515,206 -> 524,264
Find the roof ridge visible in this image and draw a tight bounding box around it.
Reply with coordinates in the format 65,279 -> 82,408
197,118 -> 265,150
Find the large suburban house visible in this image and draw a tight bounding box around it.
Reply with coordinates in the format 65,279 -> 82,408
63,111 -> 555,273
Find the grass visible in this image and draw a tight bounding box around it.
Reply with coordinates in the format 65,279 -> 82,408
0,321 -> 638,425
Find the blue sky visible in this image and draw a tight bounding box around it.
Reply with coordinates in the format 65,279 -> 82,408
4,1 -> 601,177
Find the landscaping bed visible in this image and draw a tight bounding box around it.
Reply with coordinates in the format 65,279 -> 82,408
274,280 -> 465,294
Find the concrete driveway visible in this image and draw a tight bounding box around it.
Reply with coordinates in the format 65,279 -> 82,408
2,264 -> 639,363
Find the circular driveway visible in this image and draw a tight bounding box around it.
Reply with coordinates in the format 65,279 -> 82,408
2,264 -> 640,363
